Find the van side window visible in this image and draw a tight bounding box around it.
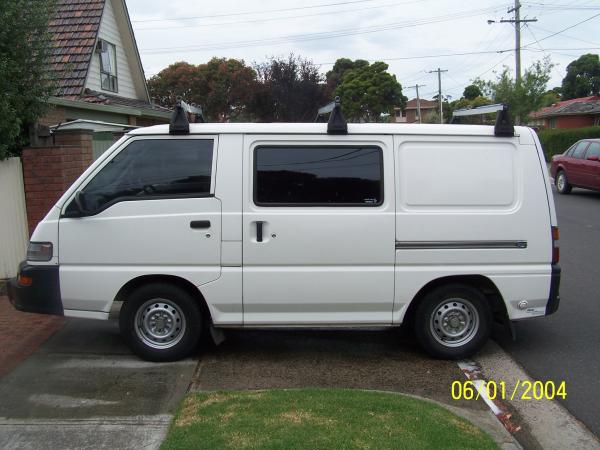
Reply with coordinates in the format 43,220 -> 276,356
74,139 -> 213,212
254,146 -> 383,206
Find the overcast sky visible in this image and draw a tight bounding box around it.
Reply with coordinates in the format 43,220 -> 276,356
126,0 -> 600,101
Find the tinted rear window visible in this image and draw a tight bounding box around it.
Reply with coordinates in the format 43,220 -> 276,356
254,146 -> 383,206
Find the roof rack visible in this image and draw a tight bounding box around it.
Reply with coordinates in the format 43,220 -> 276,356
451,103 -> 514,137
169,99 -> 205,135
315,97 -> 348,135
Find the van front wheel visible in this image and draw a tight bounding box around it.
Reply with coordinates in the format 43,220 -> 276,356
119,283 -> 202,361
414,284 -> 491,359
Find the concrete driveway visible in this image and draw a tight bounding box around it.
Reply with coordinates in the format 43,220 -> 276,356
0,318 -> 197,450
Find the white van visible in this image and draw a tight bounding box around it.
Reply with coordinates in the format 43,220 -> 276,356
8,102 -> 560,361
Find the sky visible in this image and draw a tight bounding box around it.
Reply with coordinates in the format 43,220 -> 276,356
126,0 -> 600,102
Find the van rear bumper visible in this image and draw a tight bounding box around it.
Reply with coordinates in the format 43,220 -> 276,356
7,262 -> 64,316
545,264 -> 561,315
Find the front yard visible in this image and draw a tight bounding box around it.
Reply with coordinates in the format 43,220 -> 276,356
161,389 -> 498,450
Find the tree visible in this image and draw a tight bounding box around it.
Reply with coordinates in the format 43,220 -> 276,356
249,54 -> 327,122
148,58 -> 257,122
334,61 -> 407,122
325,58 -> 369,98
561,54 -> 600,100
463,84 -> 482,100
0,0 -> 57,159
475,57 -> 554,124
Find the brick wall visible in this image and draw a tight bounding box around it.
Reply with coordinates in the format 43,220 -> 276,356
22,129 -> 94,234
38,106 -> 67,127
555,115 -> 595,129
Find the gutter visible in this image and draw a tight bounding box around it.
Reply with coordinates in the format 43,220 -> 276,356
49,97 -> 171,120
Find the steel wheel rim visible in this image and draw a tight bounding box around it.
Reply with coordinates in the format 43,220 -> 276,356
557,173 -> 565,191
134,298 -> 186,349
430,298 -> 479,347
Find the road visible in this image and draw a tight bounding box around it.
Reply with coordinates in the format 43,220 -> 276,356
496,186 -> 600,437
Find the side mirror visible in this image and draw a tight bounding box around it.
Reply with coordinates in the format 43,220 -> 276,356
587,155 -> 600,162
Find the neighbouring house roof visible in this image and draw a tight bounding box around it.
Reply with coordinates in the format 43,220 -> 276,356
530,96 -> 600,119
49,0 -> 105,98
47,0 -> 170,119
404,98 -> 438,110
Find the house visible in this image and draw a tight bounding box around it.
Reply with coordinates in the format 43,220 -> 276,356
40,0 -> 170,143
529,96 -> 600,129
394,98 -> 438,123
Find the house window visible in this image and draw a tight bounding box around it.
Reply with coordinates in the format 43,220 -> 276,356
99,40 -> 118,92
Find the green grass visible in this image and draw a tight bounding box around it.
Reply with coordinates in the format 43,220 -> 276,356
161,389 -> 499,450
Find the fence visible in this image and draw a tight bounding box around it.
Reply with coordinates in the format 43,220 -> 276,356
0,158 -> 29,279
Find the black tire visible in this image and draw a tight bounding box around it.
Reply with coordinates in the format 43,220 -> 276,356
413,284 -> 491,359
555,170 -> 572,194
119,283 -> 202,362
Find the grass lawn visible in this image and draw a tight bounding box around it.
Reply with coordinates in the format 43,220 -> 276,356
161,389 -> 499,450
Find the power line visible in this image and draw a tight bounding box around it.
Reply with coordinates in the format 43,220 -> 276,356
522,12 -> 600,48
530,24 -> 600,47
134,0 -> 426,31
132,0 -> 381,23
140,5 -> 511,54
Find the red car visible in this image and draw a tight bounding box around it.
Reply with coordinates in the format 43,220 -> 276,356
550,139 -> 600,194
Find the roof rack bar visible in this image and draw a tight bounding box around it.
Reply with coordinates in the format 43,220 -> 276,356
451,103 -> 514,137
315,97 -> 348,134
169,99 -> 205,135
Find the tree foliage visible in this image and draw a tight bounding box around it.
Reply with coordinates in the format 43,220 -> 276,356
0,0 -> 57,159
148,58 -> 257,122
325,58 -> 369,98
250,54 -> 327,122
334,60 -> 406,122
462,84 -> 483,100
561,54 -> 600,100
474,57 -> 554,124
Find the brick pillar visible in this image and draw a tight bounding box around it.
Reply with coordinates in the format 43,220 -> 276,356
22,129 -> 94,234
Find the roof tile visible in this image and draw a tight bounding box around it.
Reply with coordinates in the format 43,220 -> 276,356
49,0 -> 105,97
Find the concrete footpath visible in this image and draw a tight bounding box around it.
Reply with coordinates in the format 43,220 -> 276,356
0,318 -> 196,450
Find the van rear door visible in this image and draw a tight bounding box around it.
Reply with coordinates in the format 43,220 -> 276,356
58,136 -> 221,315
242,135 -> 395,325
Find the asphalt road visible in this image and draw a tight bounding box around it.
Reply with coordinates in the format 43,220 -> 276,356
496,186 -> 600,437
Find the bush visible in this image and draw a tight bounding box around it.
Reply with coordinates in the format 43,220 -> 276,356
536,126 -> 600,161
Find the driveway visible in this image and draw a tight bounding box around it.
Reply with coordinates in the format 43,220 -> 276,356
0,317 -> 197,450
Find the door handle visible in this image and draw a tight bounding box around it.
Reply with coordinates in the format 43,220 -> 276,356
256,221 -> 264,242
190,220 -> 211,229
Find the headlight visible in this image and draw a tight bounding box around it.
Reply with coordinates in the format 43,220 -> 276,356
27,242 -> 53,261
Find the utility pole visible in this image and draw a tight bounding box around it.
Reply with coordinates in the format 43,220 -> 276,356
488,0 -> 537,84
406,84 -> 426,123
428,68 -> 447,124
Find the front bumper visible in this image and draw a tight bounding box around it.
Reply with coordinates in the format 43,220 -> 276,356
7,262 -> 64,316
545,264 -> 561,315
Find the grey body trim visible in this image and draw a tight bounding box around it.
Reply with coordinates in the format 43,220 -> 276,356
395,240 -> 528,250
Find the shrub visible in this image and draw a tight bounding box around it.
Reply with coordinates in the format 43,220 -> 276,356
536,126 -> 600,161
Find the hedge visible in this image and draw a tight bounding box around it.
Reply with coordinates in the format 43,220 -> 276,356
536,126 -> 600,161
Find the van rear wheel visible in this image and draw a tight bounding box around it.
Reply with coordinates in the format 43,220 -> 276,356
119,283 -> 202,362
414,284 -> 491,359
